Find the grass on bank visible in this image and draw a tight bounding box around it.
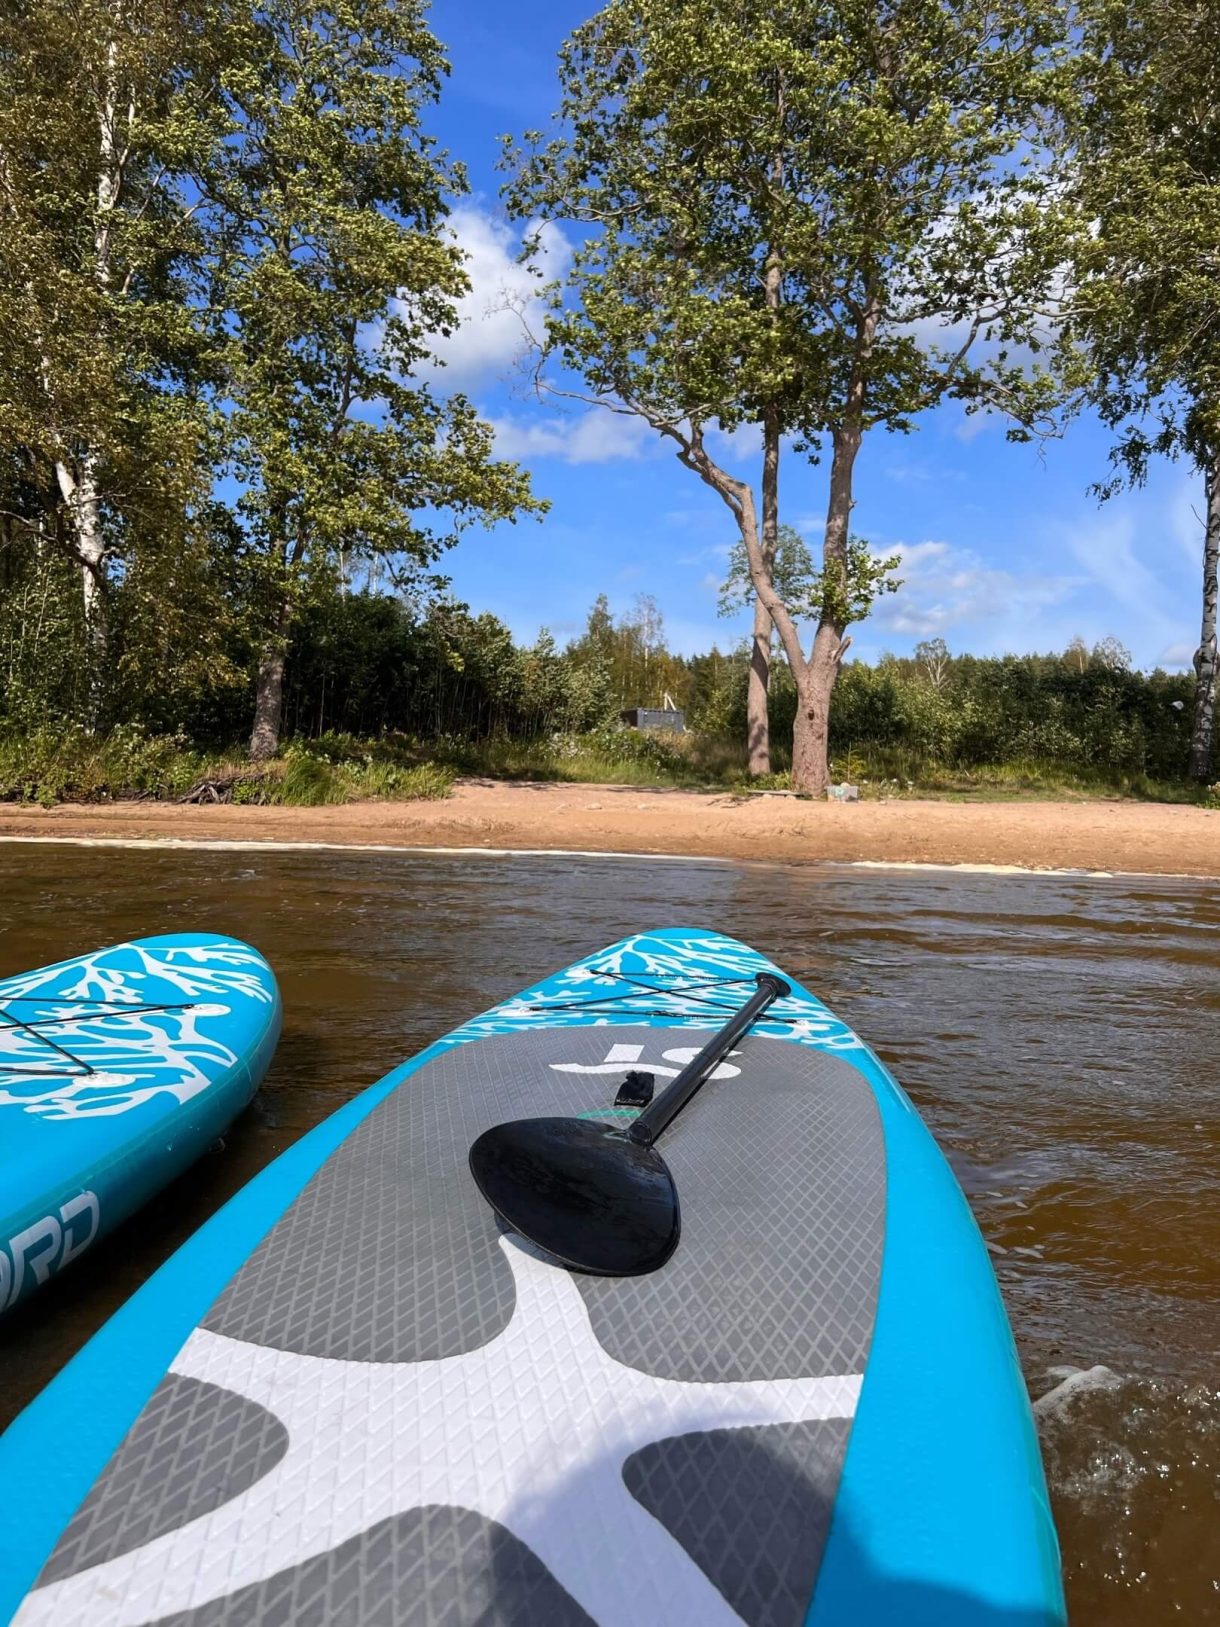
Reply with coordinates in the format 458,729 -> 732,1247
434,733 -> 1218,804
0,728 -> 455,808
0,725 -> 1215,808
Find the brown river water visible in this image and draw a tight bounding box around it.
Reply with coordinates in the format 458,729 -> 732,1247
0,844 -> 1216,1623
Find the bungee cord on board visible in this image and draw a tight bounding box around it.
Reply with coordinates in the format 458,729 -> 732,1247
0,999 -> 197,1079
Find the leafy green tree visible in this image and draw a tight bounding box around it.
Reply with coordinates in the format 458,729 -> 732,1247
506,0 -> 1071,793
0,521 -> 83,726
113,502 -> 255,739
567,593 -> 617,673
1063,0 -> 1220,780
0,0 -> 219,722
567,592 -> 686,711
201,0 -> 545,758
718,525 -> 815,621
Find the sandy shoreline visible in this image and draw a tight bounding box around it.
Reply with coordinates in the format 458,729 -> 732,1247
0,780 -> 1216,877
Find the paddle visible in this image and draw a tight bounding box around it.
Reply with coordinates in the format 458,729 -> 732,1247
468,970 -> 790,1276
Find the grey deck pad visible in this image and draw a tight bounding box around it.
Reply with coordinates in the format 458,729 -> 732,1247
623,1419 -> 854,1627
38,1026 -> 885,1626
143,1508 -> 596,1627
203,1028 -> 884,1380
39,1377 -> 288,1585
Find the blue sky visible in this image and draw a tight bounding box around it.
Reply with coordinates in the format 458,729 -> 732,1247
423,0 -> 1204,671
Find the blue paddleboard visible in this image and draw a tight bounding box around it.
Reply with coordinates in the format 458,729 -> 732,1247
0,934 -> 281,1312
0,928 -> 1062,1624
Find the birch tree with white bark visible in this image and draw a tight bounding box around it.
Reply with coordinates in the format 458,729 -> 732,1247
0,0 -> 217,723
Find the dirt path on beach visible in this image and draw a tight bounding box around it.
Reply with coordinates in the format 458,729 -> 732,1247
0,780 -> 1216,875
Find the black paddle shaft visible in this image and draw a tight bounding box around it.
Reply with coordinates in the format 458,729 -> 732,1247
626,970 -> 790,1148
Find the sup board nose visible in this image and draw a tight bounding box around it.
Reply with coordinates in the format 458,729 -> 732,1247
0,933 -> 281,1312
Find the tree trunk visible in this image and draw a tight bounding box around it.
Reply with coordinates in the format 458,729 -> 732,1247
55,453 -> 110,727
749,403 -> 782,776
249,601 -> 292,760
786,279 -> 877,798
667,422 -> 817,788
790,623 -> 843,795
787,421 -> 863,796
747,83 -> 785,781
40,23 -> 124,729
1189,454 -> 1219,782
747,595 -> 773,776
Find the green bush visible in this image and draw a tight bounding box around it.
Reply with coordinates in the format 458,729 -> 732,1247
0,726 -> 204,804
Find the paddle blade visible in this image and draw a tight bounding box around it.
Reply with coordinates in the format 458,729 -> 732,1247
469,1116 -> 680,1277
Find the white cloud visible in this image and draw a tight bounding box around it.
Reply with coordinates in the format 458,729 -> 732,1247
489,407 -> 654,465
875,538 -> 1083,640
1159,640 -> 1196,668
708,421 -> 762,462
420,206 -> 571,389
1170,473 -> 1208,569
1056,510 -> 1177,629
891,540 -> 951,570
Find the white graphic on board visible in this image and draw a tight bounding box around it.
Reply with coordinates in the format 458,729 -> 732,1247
549,1041 -> 742,1080
0,942 -> 272,1120
446,931 -> 866,1056
20,1236 -> 862,1627
0,1192 -> 99,1309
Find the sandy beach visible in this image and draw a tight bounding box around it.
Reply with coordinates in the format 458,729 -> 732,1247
0,780 -> 1216,876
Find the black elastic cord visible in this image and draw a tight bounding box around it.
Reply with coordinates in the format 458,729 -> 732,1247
0,999 -> 198,1082
526,967 -> 793,1020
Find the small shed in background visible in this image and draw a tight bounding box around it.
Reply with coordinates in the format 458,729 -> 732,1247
620,706 -> 685,733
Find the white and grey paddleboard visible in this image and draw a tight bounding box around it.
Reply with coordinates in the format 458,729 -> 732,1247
0,928 -> 1064,1625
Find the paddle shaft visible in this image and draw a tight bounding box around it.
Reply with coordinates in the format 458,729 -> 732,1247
627,971 -> 790,1148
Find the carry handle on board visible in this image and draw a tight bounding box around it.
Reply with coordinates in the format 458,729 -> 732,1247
468,970 -> 790,1277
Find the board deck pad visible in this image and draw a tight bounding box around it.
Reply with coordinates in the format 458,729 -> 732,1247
36,1029 -> 880,1625
202,1029 -> 884,1375
1,928 -> 1065,1626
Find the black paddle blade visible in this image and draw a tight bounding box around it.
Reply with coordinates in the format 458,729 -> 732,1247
469,1116 -> 680,1277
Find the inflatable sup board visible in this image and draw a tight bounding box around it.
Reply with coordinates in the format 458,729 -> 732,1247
0,928 -> 1063,1624
0,934 -> 281,1313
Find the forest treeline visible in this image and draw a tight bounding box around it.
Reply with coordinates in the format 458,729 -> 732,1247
1,0 -> 1217,798
0,537 -> 1198,801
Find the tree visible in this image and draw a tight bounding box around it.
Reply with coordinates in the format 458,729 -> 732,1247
915,637 -> 952,690
1091,634 -> 1131,673
200,0 -> 544,759
505,0 -> 1070,793
1064,0 -> 1220,781
1064,634 -> 1090,674
568,593 -> 617,672
0,0 -> 218,723
567,591 -> 685,708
